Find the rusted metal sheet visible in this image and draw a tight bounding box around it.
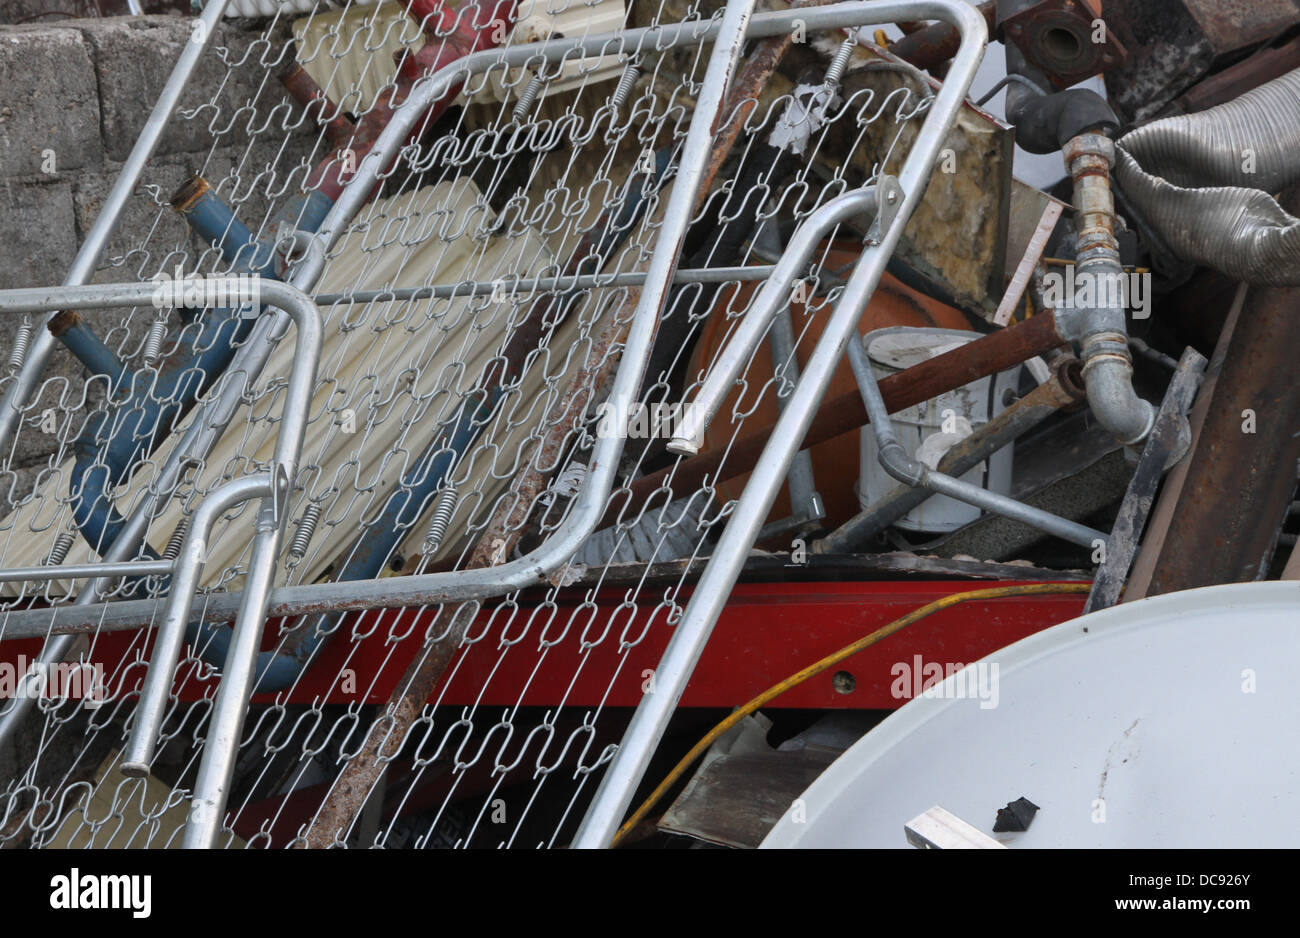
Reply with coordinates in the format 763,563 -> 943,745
658,750 -> 834,847
1179,0 -> 1300,51
1128,191 -> 1300,597
1169,32 -> 1300,115
1103,0 -> 1300,122
830,49 -> 1013,312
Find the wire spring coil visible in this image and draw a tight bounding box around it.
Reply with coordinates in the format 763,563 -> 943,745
512,74 -> 547,123
823,39 -> 856,89
142,319 -> 168,367
8,320 -> 33,373
423,487 -> 459,555
160,518 -> 190,562
610,63 -> 641,112
43,531 -> 76,566
288,503 -> 324,562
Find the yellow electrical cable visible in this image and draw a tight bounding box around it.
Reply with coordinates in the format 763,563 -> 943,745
610,581 -> 1091,846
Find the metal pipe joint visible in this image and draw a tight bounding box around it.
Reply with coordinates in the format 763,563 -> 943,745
1062,132 -> 1156,446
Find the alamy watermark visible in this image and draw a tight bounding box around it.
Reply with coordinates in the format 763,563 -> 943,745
151,265 -> 261,317
50,869 -> 150,918
0,656 -> 106,706
1041,265 -> 1150,319
594,401 -> 703,440
890,654 -> 1000,709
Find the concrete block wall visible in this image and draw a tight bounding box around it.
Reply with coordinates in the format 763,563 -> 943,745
0,14 -> 317,508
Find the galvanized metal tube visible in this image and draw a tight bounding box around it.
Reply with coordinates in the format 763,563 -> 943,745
1084,346 -> 1206,613
847,335 -> 1106,548
301,24 -> 830,840
120,474 -> 272,778
916,469 -> 1106,547
816,367 -> 1083,552
0,278 -> 321,756
571,0 -> 990,849
768,305 -> 824,524
0,320 -> 1083,644
202,0 -> 778,847
183,506 -> 281,848
311,265 -> 778,306
148,277 -> 319,835
1061,133 -> 1156,446
612,309 -> 1070,526
63,5 -> 925,631
0,3 -> 1001,715
0,559 -> 174,584
668,186 -> 879,455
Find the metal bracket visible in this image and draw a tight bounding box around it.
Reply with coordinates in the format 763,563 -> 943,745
1000,0 -> 1127,89
905,806 -> 1007,849
270,462 -> 291,529
866,174 -> 903,246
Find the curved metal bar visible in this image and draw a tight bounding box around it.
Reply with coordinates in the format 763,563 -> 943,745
43,4 -> 917,631
666,186 -> 881,456
0,559 -> 174,584
846,336 -> 1107,548
0,279 -> 321,776
118,474 -> 271,777
570,0 -> 991,849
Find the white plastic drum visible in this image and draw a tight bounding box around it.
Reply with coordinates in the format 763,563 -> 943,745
762,582 -> 1300,848
858,327 -> 1022,533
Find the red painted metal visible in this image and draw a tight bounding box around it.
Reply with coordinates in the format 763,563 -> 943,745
0,580 -> 1084,710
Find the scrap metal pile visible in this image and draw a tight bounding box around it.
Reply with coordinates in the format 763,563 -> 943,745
0,0 -> 1297,848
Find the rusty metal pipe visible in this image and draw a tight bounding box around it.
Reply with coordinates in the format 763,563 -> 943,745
1059,132 -> 1156,446
816,358 -> 1084,551
888,0 -> 994,70
279,63 -> 358,151
605,309 -> 1069,529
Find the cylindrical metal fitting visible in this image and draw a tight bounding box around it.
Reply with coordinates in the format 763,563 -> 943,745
1066,134 -> 1118,267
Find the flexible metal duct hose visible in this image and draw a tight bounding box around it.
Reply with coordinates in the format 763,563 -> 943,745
1115,68 -> 1300,286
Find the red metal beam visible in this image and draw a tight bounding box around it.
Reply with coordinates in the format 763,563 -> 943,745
0,580 -> 1084,711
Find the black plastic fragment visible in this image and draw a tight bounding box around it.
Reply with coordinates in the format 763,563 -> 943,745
993,796 -> 1040,832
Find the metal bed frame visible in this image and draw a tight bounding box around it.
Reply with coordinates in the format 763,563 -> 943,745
0,0 -> 1111,848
